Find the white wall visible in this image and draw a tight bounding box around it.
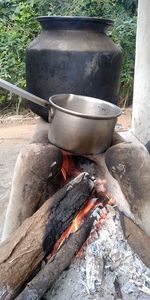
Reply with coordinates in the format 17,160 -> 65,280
132,0 -> 150,144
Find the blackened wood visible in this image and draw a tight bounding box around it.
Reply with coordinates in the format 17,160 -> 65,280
0,172 -> 94,300
17,215 -> 94,300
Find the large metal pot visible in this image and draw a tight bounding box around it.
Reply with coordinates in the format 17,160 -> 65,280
26,16 -> 122,121
48,94 -> 122,154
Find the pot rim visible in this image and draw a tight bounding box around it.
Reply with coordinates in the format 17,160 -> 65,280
37,16 -> 114,26
49,94 -> 122,120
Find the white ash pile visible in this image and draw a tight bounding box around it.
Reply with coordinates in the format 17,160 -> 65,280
47,206 -> 150,300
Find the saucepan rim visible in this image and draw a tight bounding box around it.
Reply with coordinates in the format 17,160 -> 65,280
49,94 -> 122,120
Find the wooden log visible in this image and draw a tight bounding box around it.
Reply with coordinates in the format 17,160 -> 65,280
105,143 -> 150,237
17,214 -> 94,300
1,144 -> 63,242
0,172 -> 94,300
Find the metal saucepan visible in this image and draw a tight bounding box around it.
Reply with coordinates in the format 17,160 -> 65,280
0,79 -> 122,154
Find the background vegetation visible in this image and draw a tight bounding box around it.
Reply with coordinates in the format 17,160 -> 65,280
0,0 -> 137,112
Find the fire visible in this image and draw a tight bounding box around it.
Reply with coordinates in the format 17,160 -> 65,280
61,152 -> 80,181
52,198 -> 100,256
49,153 -> 116,259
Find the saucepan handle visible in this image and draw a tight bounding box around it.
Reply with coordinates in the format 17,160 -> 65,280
0,78 -> 49,108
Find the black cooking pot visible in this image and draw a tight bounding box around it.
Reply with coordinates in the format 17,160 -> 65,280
26,16 -> 122,121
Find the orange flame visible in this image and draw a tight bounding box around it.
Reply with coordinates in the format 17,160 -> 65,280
61,152 -> 80,181
51,198 -> 101,256
49,153 -> 116,260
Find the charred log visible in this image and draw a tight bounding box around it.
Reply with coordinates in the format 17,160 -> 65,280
17,214 -> 94,300
0,172 -> 94,300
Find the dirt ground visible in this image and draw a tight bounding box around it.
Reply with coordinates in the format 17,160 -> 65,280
0,108 -> 132,239
117,107 -> 132,130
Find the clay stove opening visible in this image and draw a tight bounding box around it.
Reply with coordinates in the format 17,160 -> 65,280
45,149 -> 150,300
0,134 -> 150,300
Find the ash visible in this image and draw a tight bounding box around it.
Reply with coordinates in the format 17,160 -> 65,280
46,207 -> 150,300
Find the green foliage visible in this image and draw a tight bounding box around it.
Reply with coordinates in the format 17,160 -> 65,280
107,3 -> 137,105
0,0 -> 137,110
0,0 -> 41,87
118,0 -> 138,15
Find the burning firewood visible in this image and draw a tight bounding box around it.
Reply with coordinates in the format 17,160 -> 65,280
16,214 -> 95,300
0,172 -> 94,300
